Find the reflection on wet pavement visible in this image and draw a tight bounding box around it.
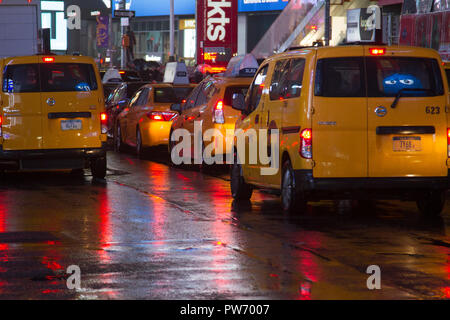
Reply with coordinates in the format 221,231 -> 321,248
0,150 -> 448,299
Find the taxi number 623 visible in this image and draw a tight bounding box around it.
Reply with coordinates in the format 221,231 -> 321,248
425,106 -> 440,114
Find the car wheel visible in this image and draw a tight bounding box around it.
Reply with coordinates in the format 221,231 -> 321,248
91,157 -> 107,180
230,150 -> 253,201
115,124 -> 125,153
281,159 -> 307,213
416,190 -> 445,217
136,127 -> 144,159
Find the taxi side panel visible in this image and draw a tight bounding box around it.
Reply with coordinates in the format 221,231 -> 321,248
1,56 -> 44,151
312,47 -> 368,178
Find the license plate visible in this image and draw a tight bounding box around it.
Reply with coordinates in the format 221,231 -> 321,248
393,136 -> 421,152
61,119 -> 82,131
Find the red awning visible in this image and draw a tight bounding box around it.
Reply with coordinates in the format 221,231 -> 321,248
378,0 -> 404,5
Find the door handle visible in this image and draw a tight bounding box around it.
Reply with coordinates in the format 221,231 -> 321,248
255,114 -> 259,124
47,98 -> 56,106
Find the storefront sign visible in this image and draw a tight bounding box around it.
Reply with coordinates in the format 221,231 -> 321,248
238,0 -> 289,12
179,19 -> 196,30
346,7 -> 381,42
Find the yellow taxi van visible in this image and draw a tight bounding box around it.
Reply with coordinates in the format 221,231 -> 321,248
169,54 -> 258,166
231,45 -> 449,217
0,55 -> 107,178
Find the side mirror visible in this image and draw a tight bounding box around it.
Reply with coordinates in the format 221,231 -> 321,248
171,103 -> 181,113
232,93 -> 246,113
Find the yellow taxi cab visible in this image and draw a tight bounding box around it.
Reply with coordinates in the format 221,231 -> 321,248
0,55 -> 107,178
169,54 -> 258,165
230,45 -> 449,217
114,82 -> 194,157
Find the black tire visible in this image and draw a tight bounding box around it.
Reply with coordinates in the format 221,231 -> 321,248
114,124 -> 125,153
281,159 -> 307,213
91,157 -> 107,179
416,190 -> 445,217
136,127 -> 144,159
230,150 -> 253,200
70,168 -> 84,176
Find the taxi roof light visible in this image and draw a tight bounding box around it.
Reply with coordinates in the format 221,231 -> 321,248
43,57 -> 55,63
369,48 -> 386,56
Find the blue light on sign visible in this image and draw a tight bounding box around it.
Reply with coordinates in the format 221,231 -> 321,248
112,0 -> 288,16
238,0 -> 289,12
113,0 -> 195,16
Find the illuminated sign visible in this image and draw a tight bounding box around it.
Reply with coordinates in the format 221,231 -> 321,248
111,0 -> 288,16
238,0 -> 289,12
41,1 -> 67,51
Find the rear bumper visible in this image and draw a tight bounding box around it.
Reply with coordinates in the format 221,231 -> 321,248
0,144 -> 106,170
294,169 -> 450,197
141,121 -> 172,147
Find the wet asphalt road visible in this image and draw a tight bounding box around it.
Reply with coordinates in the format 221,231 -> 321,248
0,145 -> 449,300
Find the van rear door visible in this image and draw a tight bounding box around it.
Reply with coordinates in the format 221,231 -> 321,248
39,56 -> 102,149
366,48 -> 447,177
1,57 -> 43,150
312,47 -> 368,178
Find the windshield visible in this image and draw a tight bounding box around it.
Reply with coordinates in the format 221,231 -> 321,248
366,57 -> 443,97
154,87 -> 193,103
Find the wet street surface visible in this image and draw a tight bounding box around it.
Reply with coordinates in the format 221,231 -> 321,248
0,146 -> 449,300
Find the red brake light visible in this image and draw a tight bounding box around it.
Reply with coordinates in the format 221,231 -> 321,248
447,128 -> 450,157
147,111 -> 176,121
300,128 -> 312,159
100,112 -> 107,134
119,71 -> 125,74
215,100 -> 224,110
213,100 -> 225,124
369,48 -> 385,56
43,57 -> 55,63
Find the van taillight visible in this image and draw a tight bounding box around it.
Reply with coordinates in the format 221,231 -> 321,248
300,128 -> 312,159
213,100 -> 225,124
447,128 -> 450,157
100,112 -> 107,134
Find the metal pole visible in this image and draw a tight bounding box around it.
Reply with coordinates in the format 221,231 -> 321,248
170,0 -> 175,61
324,0 -> 330,46
120,0 -> 126,69
108,12 -> 113,68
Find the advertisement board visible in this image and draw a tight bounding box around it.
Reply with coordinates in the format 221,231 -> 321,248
346,8 -> 378,42
399,14 -> 416,46
196,0 -> 238,71
238,0 -> 289,12
113,0 -> 195,16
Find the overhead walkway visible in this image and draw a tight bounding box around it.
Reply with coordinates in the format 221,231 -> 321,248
251,0 -> 377,60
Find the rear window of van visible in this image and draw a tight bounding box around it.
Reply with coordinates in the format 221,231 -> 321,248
314,57 -> 444,97
2,63 -> 98,93
365,57 -> 443,97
